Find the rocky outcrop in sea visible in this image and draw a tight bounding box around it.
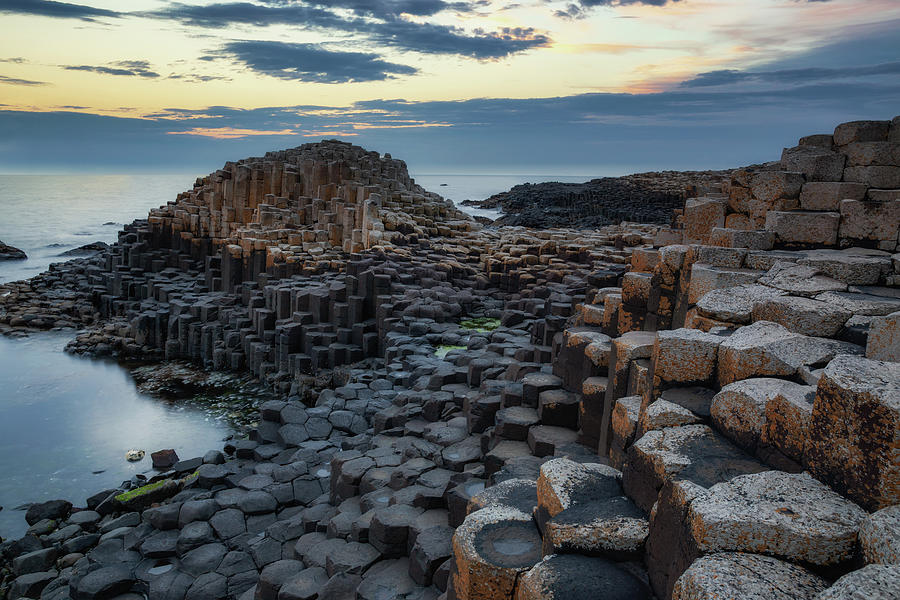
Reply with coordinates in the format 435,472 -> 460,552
0,241 -> 26,261
0,121 -> 899,600
467,169 -> 738,228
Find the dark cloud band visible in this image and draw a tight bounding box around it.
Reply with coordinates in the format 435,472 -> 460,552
212,40 -> 418,83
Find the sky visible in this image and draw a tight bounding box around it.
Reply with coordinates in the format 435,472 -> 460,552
0,0 -> 898,174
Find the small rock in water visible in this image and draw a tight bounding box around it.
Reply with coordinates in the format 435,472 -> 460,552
60,241 -> 109,256
125,449 -> 145,462
151,448 -> 180,469
0,239 -> 27,260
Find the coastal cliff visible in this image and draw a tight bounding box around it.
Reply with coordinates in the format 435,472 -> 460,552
0,118 -> 899,600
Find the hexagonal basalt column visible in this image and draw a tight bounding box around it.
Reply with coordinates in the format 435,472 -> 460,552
450,506 -> 543,600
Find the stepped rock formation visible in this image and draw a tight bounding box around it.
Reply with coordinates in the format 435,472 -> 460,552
1,118 -> 899,600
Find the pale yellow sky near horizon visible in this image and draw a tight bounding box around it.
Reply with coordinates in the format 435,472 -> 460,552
1,0 -> 897,123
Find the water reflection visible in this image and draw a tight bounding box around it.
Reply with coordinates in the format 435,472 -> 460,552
0,332 -> 232,540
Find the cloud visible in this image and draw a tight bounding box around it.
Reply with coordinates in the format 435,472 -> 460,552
0,74 -> 47,86
151,2 -> 549,59
168,73 -> 233,83
212,40 -> 417,83
167,126 -> 297,139
289,0 -> 482,17
3,63 -> 897,174
0,0 -> 120,21
63,60 -> 160,78
680,62 -> 900,88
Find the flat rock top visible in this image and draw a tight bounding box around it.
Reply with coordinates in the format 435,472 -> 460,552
633,424 -> 767,489
689,471 -> 867,565
816,564 -> 900,600
672,552 -> 827,600
822,355 -> 900,405
518,554 -> 652,600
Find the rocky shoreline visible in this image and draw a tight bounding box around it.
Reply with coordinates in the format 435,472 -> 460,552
466,169 -> 740,229
0,120 -> 899,600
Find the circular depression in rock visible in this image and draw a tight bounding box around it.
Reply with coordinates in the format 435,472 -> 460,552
473,521 -> 543,569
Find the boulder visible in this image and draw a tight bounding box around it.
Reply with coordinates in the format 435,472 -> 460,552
800,181 -> 867,211
623,424 -> 766,513
717,321 -> 862,386
765,211 -> 840,247
672,552 -> 827,600
651,329 -> 722,389
0,239 -> 26,260
711,378 -> 815,454
859,505 -> 900,565
816,564 -> 900,600
515,554 -> 652,600
450,506 -> 543,600
806,354 -> 900,511
695,283 -> 787,324
688,471 -> 866,567
867,310 -> 900,361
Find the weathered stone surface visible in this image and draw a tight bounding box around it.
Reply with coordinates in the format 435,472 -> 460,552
467,478 -> 537,517
867,311 -> 900,361
688,471 -> 867,566
638,399 -> 702,436
758,261 -> 847,297
761,384 -> 817,465
72,565 -> 136,600
859,505 -> 900,565
834,120 -> 891,146
515,554 -> 652,600
536,458 -> 621,524
357,558 -> 417,600
711,378 -> 815,454
695,283 -> 787,324
688,263 -> 762,305
799,251 -> 892,286
839,199 -> 900,242
451,506 -> 543,600
816,564 -> 900,600
683,198 -> 726,244
652,329 -> 721,387
671,552 -> 827,600
717,321 -> 862,386
278,567 -> 329,600
542,496 -> 649,559
0,239 -> 26,260
800,181 -> 868,211
844,166 -> 900,188
765,211 -> 840,246
782,145 -> 845,181
623,424 -> 766,513
806,354 -> 900,511
751,294 -> 850,337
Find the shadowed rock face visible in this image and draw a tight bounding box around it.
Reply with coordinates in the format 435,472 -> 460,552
0,239 -> 26,260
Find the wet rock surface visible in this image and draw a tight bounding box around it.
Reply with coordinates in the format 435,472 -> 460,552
0,240 -> 26,261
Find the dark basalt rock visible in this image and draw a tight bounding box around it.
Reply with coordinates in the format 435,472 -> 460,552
0,239 -> 26,260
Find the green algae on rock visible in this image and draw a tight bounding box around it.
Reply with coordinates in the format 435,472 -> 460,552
435,345 -> 467,359
460,317 -> 501,332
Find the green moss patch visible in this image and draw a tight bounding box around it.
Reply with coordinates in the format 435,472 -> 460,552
115,479 -> 167,503
459,317 -> 501,332
435,345 -> 467,359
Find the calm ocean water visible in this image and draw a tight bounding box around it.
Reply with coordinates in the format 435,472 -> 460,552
0,172 -> 591,284
0,333 -> 233,539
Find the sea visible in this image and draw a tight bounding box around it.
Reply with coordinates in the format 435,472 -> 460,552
0,171 -> 591,540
